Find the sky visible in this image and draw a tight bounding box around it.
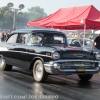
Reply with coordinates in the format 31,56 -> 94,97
0,0 -> 100,15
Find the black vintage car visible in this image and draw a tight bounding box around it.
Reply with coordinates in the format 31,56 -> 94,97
0,29 -> 100,82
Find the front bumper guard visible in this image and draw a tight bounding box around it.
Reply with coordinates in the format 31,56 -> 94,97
44,59 -> 100,74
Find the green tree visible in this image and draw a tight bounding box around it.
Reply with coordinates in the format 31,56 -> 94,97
0,6 -> 13,29
15,12 -> 29,29
28,6 -> 47,21
0,6 -> 47,30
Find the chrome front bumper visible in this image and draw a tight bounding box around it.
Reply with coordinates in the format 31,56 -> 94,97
44,59 -> 100,75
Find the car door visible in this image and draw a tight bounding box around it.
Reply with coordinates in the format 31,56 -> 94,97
0,33 -> 18,65
25,32 -> 45,68
11,33 -> 29,68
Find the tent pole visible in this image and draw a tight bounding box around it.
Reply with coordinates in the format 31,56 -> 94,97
83,24 -> 86,47
92,30 -> 95,40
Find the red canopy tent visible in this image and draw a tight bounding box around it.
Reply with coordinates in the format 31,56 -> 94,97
27,5 -> 100,30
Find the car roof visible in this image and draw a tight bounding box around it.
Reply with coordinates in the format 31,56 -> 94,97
11,29 -> 64,34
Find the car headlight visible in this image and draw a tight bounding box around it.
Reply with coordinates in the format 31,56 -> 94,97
52,52 -> 60,59
95,53 -> 100,60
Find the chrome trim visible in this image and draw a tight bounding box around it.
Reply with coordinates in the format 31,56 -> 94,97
62,64 -> 94,67
44,63 -> 100,74
54,59 -> 100,63
59,67 -> 99,72
6,50 -> 52,58
73,54 -> 87,58
44,63 -> 97,68
95,53 -> 100,60
44,59 -> 100,74
44,63 -> 54,67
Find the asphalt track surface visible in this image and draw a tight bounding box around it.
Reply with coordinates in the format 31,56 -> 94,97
0,67 -> 100,100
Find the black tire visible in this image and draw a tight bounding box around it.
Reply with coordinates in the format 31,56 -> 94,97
78,74 -> 93,81
0,58 -> 12,71
4,64 -> 13,71
33,60 -> 48,82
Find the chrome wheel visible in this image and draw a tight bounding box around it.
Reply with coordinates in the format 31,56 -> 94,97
35,63 -> 43,79
0,58 -> 6,71
33,60 -> 48,82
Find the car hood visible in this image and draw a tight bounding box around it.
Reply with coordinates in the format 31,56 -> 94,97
52,46 -> 93,59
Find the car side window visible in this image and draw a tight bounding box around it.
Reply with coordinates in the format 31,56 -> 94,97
54,35 -> 64,43
16,33 -> 28,44
7,34 -> 17,43
29,33 -> 37,44
29,33 -> 43,44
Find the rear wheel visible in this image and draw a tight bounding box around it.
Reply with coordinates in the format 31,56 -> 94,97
78,74 -> 93,81
33,60 -> 48,82
0,57 -> 12,71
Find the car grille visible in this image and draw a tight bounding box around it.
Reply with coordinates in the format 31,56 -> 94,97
60,61 -> 98,69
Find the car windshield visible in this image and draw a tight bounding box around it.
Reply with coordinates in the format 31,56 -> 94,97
29,32 -> 66,46
41,33 -> 66,46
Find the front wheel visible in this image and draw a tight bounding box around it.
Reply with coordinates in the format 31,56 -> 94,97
33,60 -> 48,82
78,74 -> 93,81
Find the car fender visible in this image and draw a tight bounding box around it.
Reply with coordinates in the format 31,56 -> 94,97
29,56 -> 44,70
